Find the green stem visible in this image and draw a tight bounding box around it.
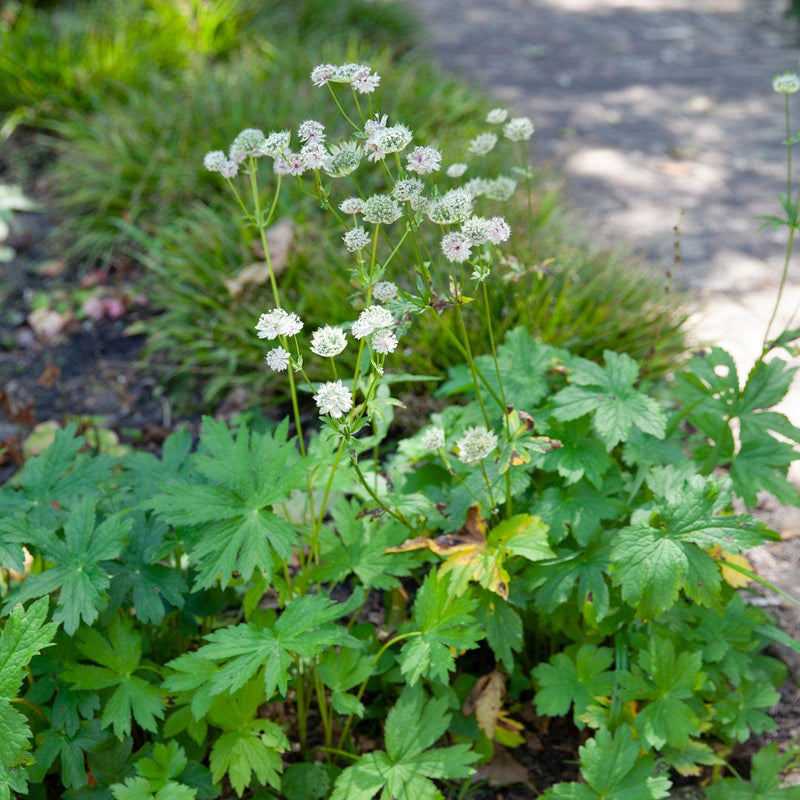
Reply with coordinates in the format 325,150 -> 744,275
454,300 -> 491,426
349,452 -> 412,529
314,665 -> 333,748
295,662 -> 308,756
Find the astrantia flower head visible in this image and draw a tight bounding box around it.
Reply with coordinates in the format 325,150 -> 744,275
203,150 -> 227,172
441,232 -> 472,263
503,116 -> 535,142
328,63 -> 381,93
372,328 -> 398,354
370,124 -> 413,160
255,308 -> 303,339
343,227 -> 371,252
339,197 -> 364,215
229,128 -> 267,163
324,140 -> 363,177
487,108 -> 509,124
298,120 -> 326,143
421,426 -> 445,451
468,133 -> 498,156
219,160 -> 239,179
406,146 -> 442,175
425,187 -> 474,224
463,178 -> 492,198
773,72 -> 800,94
261,131 -> 291,157
300,142 -> 329,171
485,216 -> 512,244
456,426 -> 498,465
372,281 -> 398,302
351,305 -> 394,339
351,66 -> 381,94
446,162 -> 468,178
310,326 -> 348,358
461,216 -> 489,245
362,194 -> 403,225
265,346 -> 290,372
310,63 -> 337,86
484,176 -> 517,201
273,151 -> 306,176
392,178 -> 425,202
314,380 -> 353,419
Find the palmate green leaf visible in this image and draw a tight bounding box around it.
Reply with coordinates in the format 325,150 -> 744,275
705,743 -> 800,799
111,742 -> 198,800
537,417 -> 612,488
108,513 -> 186,624
27,721 -> 106,790
620,635 -> 705,750
611,469 -> 774,616
477,591 -> 522,671
533,644 -> 615,727
3,497 -> 131,634
312,498 -> 416,590
192,590 -> 364,700
161,653 -> 219,721
541,727 -> 671,800
330,683 -> 479,800
61,615 -> 163,738
318,647 -> 374,717
111,776 -> 196,800
120,427 -> 193,503
715,680 -> 780,743
553,350 -> 667,450
399,571 -> 483,685
148,417 -> 304,590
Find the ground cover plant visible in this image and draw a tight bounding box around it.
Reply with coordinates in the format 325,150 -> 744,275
0,0 -> 687,412
2,59 -> 800,800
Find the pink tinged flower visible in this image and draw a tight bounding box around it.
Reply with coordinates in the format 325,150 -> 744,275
274,151 -> 306,176
441,232 -> 472,263
298,120 -> 325,143
503,117 -> 535,142
300,143 -> 328,171
339,197 -> 364,215
486,108 -> 508,124
311,64 -> 337,86
265,346 -> 290,372
461,216 -> 489,245
371,328 -> 398,354
219,160 -> 239,178
314,379 -> 353,419
310,326 -> 348,357
203,151 -> 227,172
486,216 -> 511,244
352,68 -> 381,94
406,146 -> 442,175
261,131 -> 291,157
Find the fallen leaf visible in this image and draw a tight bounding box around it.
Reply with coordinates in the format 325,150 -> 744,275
472,746 -> 533,790
37,362 -> 61,388
0,434 -> 23,467
464,671 -> 505,739
226,218 -> 293,296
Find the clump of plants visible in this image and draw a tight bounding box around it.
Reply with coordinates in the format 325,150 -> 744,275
1,62 -> 800,800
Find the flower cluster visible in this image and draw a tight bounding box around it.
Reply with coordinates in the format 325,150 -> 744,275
310,326 -> 348,358
456,426 -> 498,465
773,72 -> 800,94
313,379 -> 353,419
310,63 -> 381,94
352,305 -> 398,354
255,308 -> 303,340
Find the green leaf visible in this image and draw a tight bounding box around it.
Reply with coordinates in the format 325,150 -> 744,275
3,497 -> 131,634
541,727 -> 671,800
148,417 -> 304,590
317,647 -> 374,717
490,514 -> 554,562
553,351 -> 667,450
194,590 -> 363,699
111,777 -> 196,800
399,571 -> 482,685
61,615 -> 163,738
330,683 -> 479,800
477,591 -> 522,671
537,417 -> 612,488
715,680 -> 779,743
312,498 -> 416,590
533,644 -> 615,727
281,763 -> 333,800
620,635 -> 705,749
704,743 -> 800,799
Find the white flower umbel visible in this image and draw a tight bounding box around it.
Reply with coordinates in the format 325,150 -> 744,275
339,197 -> 364,215
503,117 -> 535,142
229,128 -> 267,163
255,308 -> 303,340
485,216 -> 512,244
773,72 -> 800,94
310,64 -> 337,86
265,346 -> 290,372
467,132 -> 498,156
298,120 -> 325,143
372,281 -> 398,302
203,151 -> 227,172
484,176 -> 517,201
343,227 -> 371,252
425,188 -> 474,225
362,194 -> 403,225
392,179 -> 424,202
314,380 -> 353,419
261,131 -> 291,157
352,305 -> 394,339
325,141 -> 363,178
372,328 -> 398,354
456,426 -> 498,465
461,216 -> 489,246
486,108 -> 508,124
446,162 -> 468,178
441,232 -> 472,263
421,426 -> 445,451
406,146 -> 442,175
310,326 -> 347,358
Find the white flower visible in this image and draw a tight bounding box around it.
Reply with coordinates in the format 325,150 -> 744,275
421,426 -> 445,450
343,227 -> 371,252
261,131 -> 291,157
219,160 -> 239,178
406,146 -> 442,175
352,305 -> 394,339
773,72 -> 800,94
314,380 -> 353,419
273,151 -> 307,176
372,281 -> 398,302
362,194 -> 403,225
310,326 -> 347,357
392,178 -> 424,202
255,308 -> 303,339
486,108 -> 508,124
265,346 -> 290,372
372,328 -> 398,354
366,124 -> 413,162
441,232 -> 472,263
485,216 -> 511,244
339,197 -> 364,215
463,178 -> 492,198
503,116 -> 535,142
468,133 -> 498,156
311,64 -> 337,86
352,67 -> 381,94
324,140 -> 363,177
461,216 -> 489,245
446,162 -> 468,178
300,142 -> 329,171
298,120 -> 325,143
456,426 -> 498,465
426,188 -> 474,224
483,176 -> 517,201
230,129 -> 267,162
203,150 -> 227,172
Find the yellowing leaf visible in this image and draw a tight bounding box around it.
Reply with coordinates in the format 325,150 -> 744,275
464,672 -> 505,739
494,711 -> 525,748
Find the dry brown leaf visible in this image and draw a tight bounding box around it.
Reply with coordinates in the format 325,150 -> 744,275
472,746 -> 533,790
226,218 -> 293,296
37,362 -> 61,388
